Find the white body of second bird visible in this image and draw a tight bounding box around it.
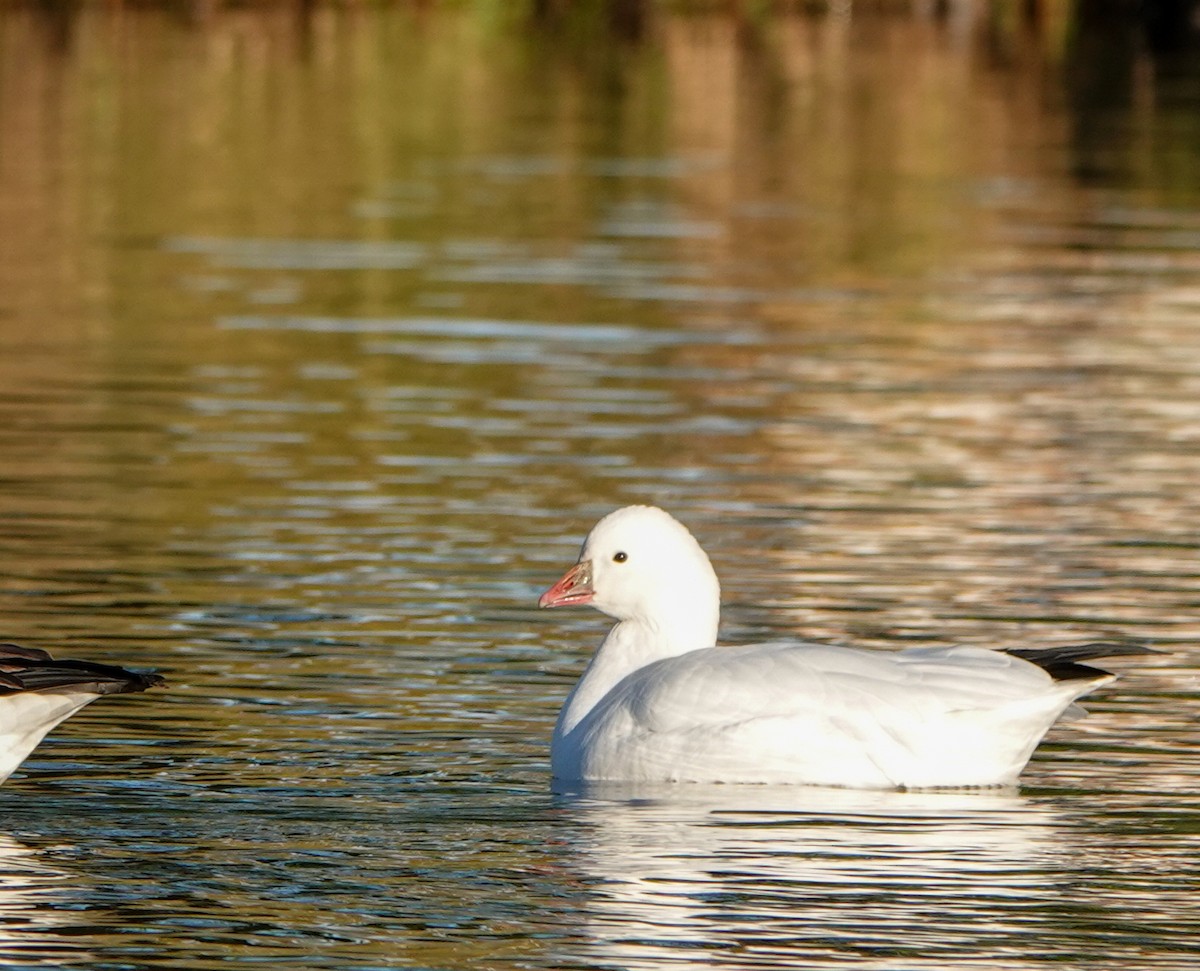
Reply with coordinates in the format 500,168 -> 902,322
539,505 -> 1139,789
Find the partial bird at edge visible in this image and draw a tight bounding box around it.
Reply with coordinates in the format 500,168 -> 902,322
0,642 -> 165,785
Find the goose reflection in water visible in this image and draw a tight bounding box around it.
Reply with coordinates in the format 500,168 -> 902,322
556,783 -> 1069,970
0,833 -> 90,966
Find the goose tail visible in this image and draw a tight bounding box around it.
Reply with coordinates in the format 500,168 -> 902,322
1005,641 -> 1157,682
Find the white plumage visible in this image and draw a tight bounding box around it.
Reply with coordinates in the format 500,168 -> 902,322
539,505 -> 1142,789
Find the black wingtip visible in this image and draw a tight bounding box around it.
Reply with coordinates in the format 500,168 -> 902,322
132,671 -> 167,692
94,669 -> 166,695
0,643 -> 167,695
0,643 -> 53,663
1006,641 -> 1159,681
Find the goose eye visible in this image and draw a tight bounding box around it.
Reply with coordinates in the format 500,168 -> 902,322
613,551 -> 628,563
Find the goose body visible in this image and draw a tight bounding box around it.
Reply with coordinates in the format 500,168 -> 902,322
539,506 -> 1144,789
0,644 -> 164,784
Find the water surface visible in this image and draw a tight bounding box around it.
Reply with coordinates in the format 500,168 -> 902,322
1,5 -> 1199,969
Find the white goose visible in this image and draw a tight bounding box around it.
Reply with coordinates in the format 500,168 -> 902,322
0,644 -> 164,784
539,505 -> 1146,789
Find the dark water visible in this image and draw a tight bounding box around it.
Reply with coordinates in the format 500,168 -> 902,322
1,4 -> 1200,969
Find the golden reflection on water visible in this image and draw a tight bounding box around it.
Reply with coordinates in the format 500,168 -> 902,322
0,835 -> 83,966
561,784 -> 1067,970
558,780 -> 1200,970
0,3 -> 1199,970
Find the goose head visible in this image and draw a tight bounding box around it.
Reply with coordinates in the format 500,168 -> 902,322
539,505 -> 721,629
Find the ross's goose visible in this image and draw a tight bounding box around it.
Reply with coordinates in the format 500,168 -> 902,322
0,643 -> 164,784
539,505 -> 1148,789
